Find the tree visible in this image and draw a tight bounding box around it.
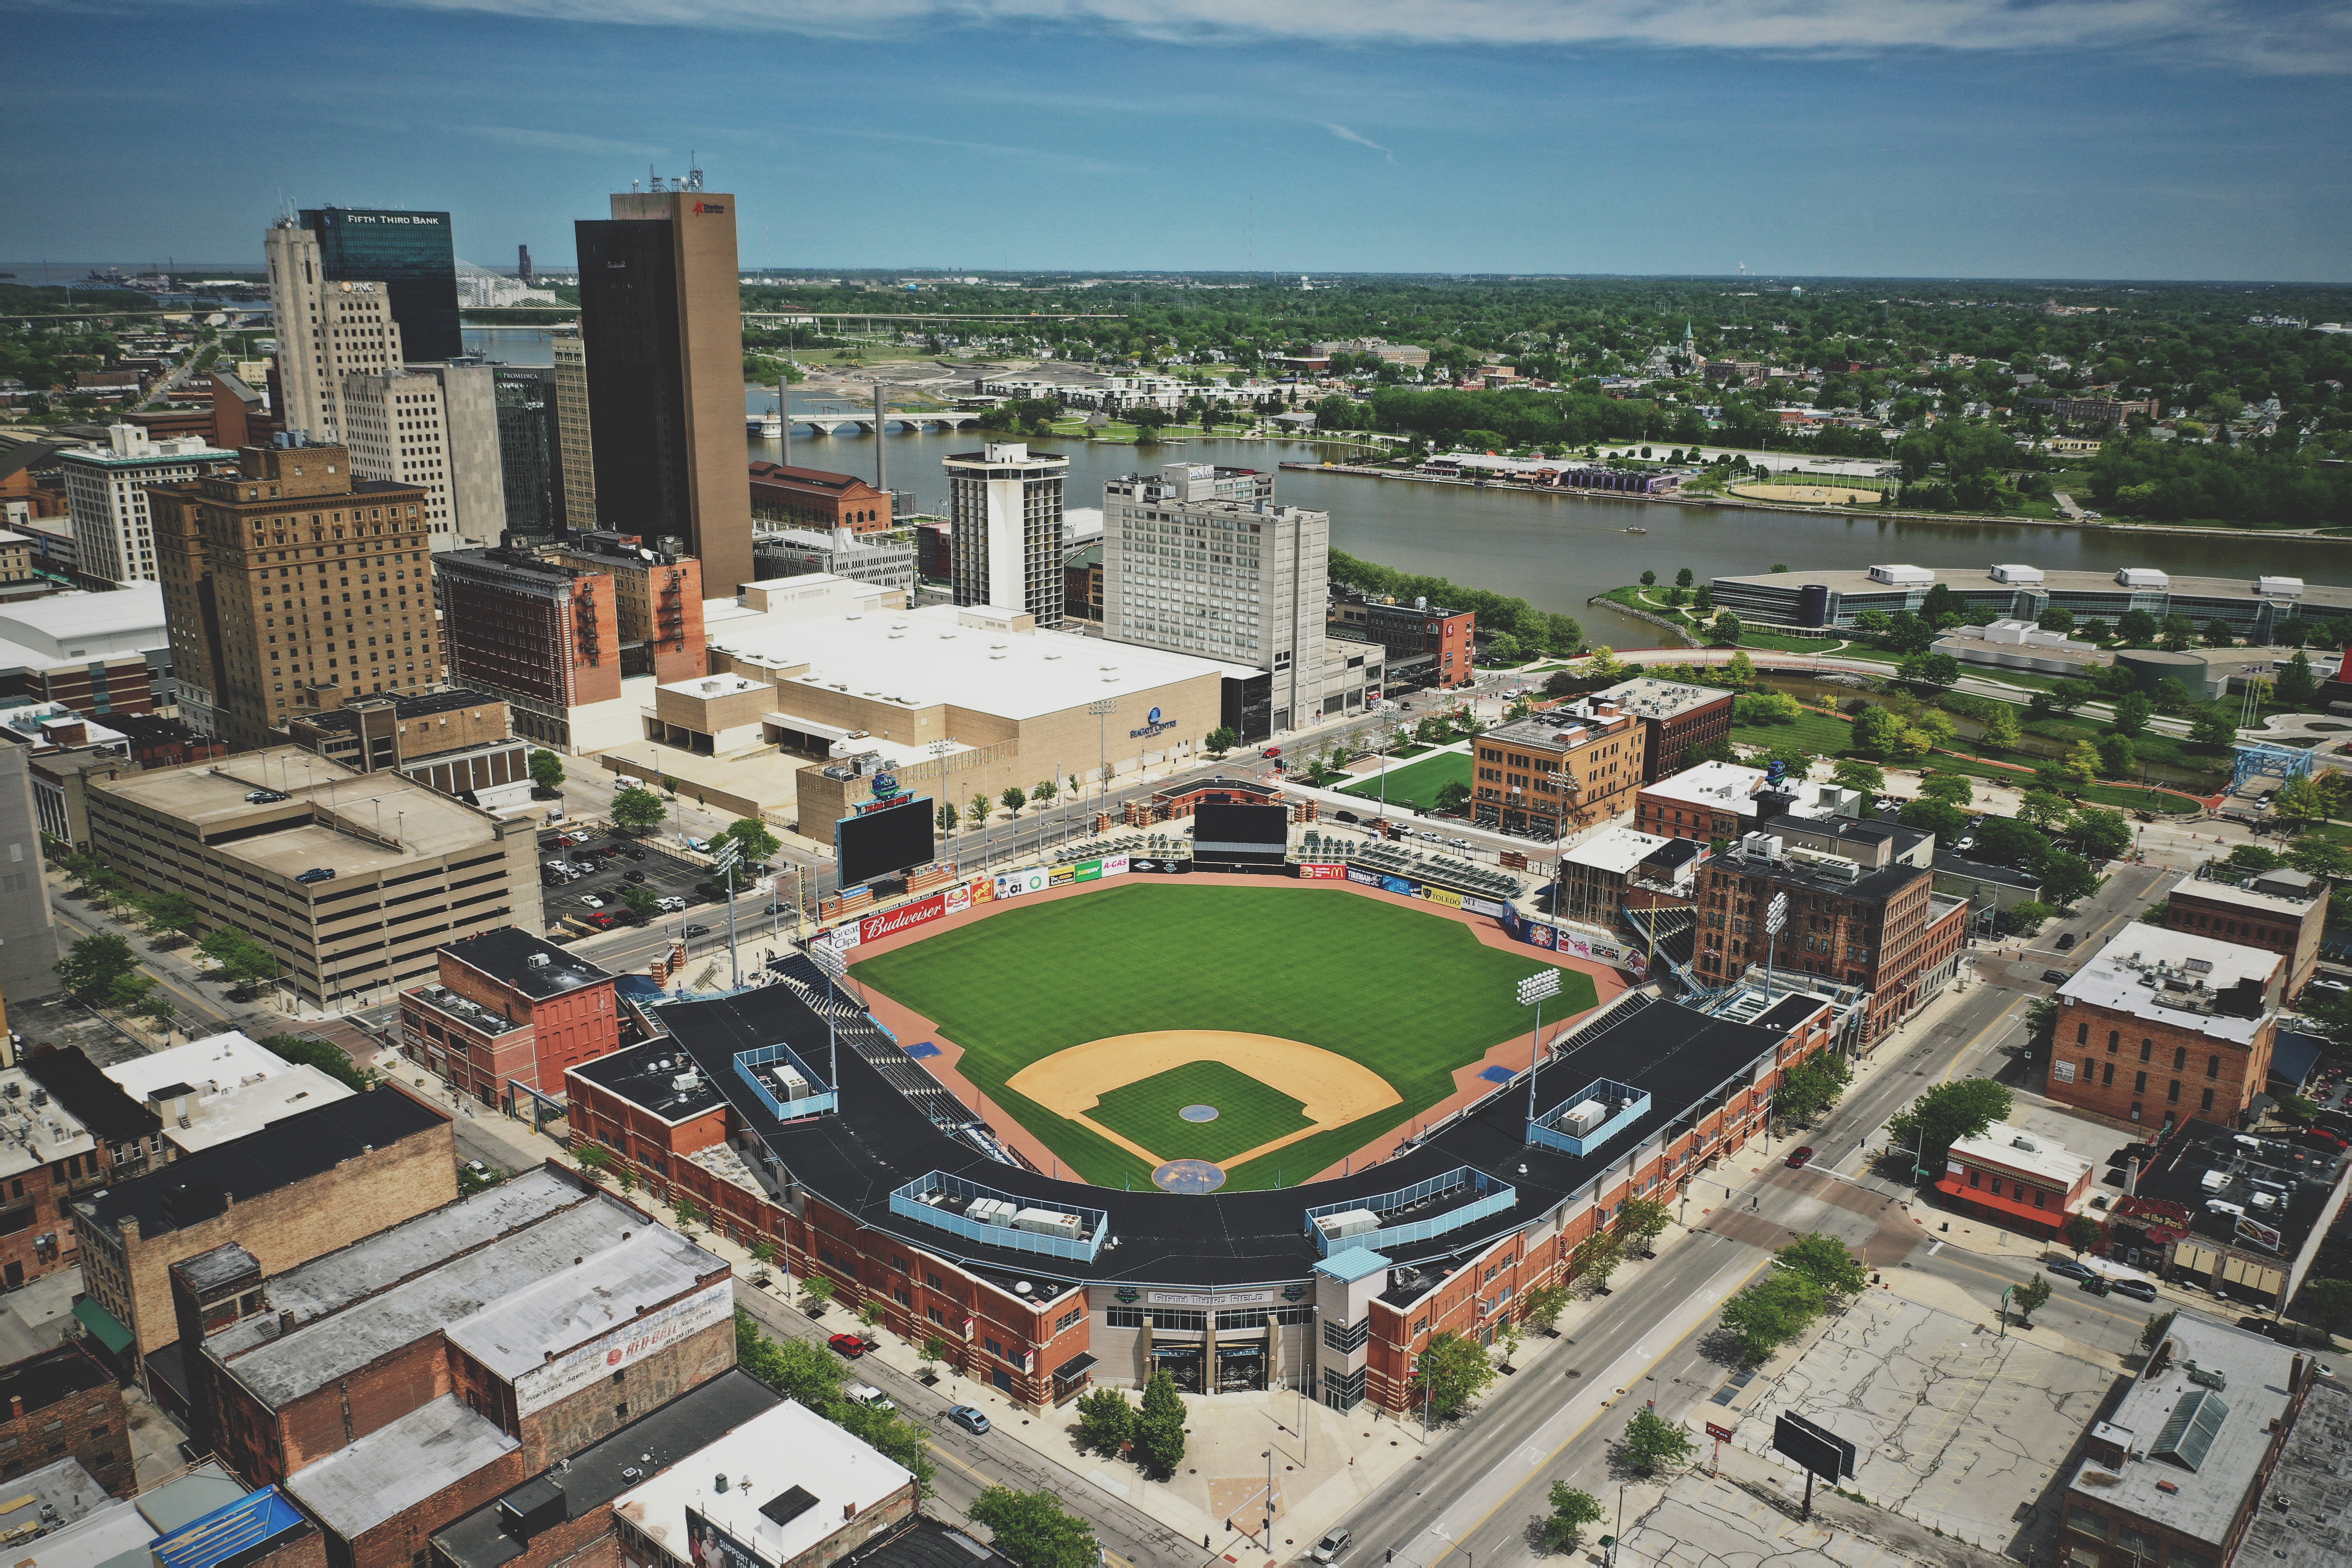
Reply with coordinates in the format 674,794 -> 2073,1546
801,1274 -> 836,1313
736,1308 -> 850,1406
1000,785 -> 1028,818
1675,567 -> 1694,588
2140,1310 -> 2177,1354
2048,679 -> 2093,714
1883,611 -> 1937,654
1887,1078 -> 2014,1179
2111,691 -> 2153,736
1572,1229 -> 1626,1293
1775,1232 -> 1868,1302
2116,609 -> 2157,646
936,800 -> 959,834
1850,705 -> 1909,759
1775,1053 -> 1853,1125
2189,703 -> 2241,749
922,1334 -> 953,1378
1433,780 -> 1473,813
55,931 -> 138,1002
2159,615 -> 2195,652
2060,741 -> 2101,790
1616,1409 -> 1697,1476
1639,570 -> 1657,587
1131,1369 -> 1186,1477
2039,847 -> 2100,906
2096,734 -> 2136,778
1919,771 -> 1974,806
197,925 -> 281,986
1205,726 -> 1237,757
671,1195 -> 705,1232
1724,649 -> 1759,689
717,817 -> 781,864
528,749 -> 566,791
969,793 -> 994,831
2018,790 -> 2072,830
1970,816 -> 2044,867
610,785 -> 668,834
2065,1214 -> 2107,1258
2037,606 -> 2076,633
257,1033 -> 374,1091
1710,612 -> 1744,646
2069,806 -> 2133,862
1074,1386 -> 1133,1456
2201,618 -> 2237,648
1522,1283 -> 1571,1334
1981,705 -> 2022,750
2272,773 -> 2331,830
618,885 -> 660,925
1485,631 -> 1524,665
1899,652 -> 1960,692
1718,1269 -> 1827,1363
1619,1197 -> 1671,1257
968,1488 -> 1098,1568
1997,900 -> 2055,937
2150,677 -> 2196,716
1540,1484 -> 1606,1552
2275,649 -> 2320,710
1831,758 -> 1886,796
1900,798 -> 1968,842
140,889 -> 206,940
1415,1331 -> 1496,1422
1032,777 -> 1060,809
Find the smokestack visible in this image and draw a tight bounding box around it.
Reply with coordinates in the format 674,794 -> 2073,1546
2125,1158 -> 2140,1197
781,376 -> 793,469
874,383 -> 888,496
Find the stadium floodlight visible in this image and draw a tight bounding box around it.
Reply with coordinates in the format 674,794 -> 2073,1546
1516,966 -> 1563,1125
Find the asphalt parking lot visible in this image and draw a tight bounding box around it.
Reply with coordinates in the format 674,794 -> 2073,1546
536,828 -> 717,932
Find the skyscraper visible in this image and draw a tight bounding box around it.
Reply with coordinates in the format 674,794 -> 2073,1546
574,179 -> 752,594
264,221 -> 403,441
946,442 -> 1068,627
551,336 -> 597,530
298,207 -> 462,362
493,365 -> 564,533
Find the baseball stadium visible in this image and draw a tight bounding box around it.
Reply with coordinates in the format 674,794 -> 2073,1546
565,849 -> 1863,1415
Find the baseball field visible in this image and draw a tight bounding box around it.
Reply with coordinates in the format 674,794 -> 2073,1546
851,882 -> 1599,1191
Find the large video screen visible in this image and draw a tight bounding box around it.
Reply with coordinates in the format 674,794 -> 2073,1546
1192,801 -> 1289,864
837,796 -> 935,887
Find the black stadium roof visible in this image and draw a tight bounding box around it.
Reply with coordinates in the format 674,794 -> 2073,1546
635,975 -> 1801,1289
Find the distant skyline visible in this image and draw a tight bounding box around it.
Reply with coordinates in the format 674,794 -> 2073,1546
12,0 -> 2351,283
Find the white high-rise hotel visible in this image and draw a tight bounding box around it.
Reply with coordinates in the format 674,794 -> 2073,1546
1103,462 -> 1380,736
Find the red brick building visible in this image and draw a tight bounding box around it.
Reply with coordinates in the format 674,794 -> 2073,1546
1329,598 -> 1476,688
399,929 -> 621,1115
1635,759 -> 1762,844
5,1050 -> 164,1292
2162,870 -> 2325,995
1595,677 -> 1735,784
0,1343 -> 135,1493
180,1165 -> 732,1568
1691,824 -> 1969,1043
2047,927 -> 2282,1134
1933,1120 -> 2096,1240
748,462 -> 897,535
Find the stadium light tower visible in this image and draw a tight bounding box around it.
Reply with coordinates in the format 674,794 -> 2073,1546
1088,698 -> 1118,820
1516,966 -> 1562,1124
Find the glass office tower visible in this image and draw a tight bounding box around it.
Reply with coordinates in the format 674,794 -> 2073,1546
299,207 -> 462,362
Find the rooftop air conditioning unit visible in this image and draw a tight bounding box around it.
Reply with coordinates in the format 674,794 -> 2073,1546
528,953 -> 552,968
2115,568 -> 2168,589
1989,564 -> 2044,585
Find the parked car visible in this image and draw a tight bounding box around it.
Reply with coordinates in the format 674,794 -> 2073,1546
626,870 -> 649,883
658,896 -> 688,912
2112,1277 -> 2159,1302
540,835 -> 567,851
2046,1258 -> 2094,1280
683,924 -> 711,937
827,1333 -> 867,1359
2042,969 -> 2069,984
583,912 -> 619,931
845,1383 -> 895,1412
579,895 -> 603,909
946,1406 -> 990,1435
245,789 -> 288,804
295,867 -> 335,884
616,842 -> 646,861
1334,810 -> 1361,824
1785,1146 -> 1815,1169
763,902 -> 789,915
1313,1531 -> 1352,1565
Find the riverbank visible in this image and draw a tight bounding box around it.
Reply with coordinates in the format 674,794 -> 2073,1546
1286,459 -> 2352,544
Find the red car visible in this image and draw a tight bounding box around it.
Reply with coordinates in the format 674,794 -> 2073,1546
1262,747 -> 1282,758
582,912 -> 619,931
1785,1146 -> 1816,1169
827,1333 -> 867,1359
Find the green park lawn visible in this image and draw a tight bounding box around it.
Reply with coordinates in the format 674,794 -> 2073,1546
1339,751 -> 1472,812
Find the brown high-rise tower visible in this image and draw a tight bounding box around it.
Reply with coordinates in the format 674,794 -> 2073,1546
575,179 -> 753,596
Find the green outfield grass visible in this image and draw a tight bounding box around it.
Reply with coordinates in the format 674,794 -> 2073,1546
1339,751 -> 1472,811
852,883 -> 1597,1190
1089,1061 -> 1310,1165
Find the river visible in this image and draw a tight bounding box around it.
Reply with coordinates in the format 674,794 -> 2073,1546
460,330 -> 2348,650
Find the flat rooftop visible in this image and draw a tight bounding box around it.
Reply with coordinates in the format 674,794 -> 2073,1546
1948,1121 -> 2095,1188
611,1400 -> 913,1568
286,1394 -> 518,1539
2060,926 -> 2281,1044
569,1041 -> 730,1124
101,1031 -> 352,1152
1715,565 -> 2352,611
2168,874 -> 2322,917
2067,1312 -> 2298,1550
0,1064 -> 101,1181
1596,677 -> 1730,720
1561,824 -> 1675,876
2236,1374 -> 2351,1568
207,1170 -> 724,1409
714,603 -> 1248,722
93,747 -> 512,880
2125,1118 -> 2348,1264
432,1371 -> 783,1568
440,927 -> 613,1001
1640,760 -> 1763,811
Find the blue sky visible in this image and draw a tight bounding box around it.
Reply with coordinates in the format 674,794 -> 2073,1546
12,0 -> 2351,280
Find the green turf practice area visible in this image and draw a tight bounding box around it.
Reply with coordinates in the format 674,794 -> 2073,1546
1088,1061 -> 1310,1165
852,882 -> 1599,1191
1339,751 -> 1472,812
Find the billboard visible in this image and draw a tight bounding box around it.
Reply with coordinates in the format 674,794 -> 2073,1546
1192,802 -> 1289,865
685,1508 -> 768,1568
512,1280 -> 732,1414
1772,1412 -> 1855,1482
838,795 -> 934,887
857,883 -> 974,945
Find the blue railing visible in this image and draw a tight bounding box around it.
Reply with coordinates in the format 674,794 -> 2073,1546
888,1171 -> 1109,1263
1303,1166 -> 1518,1258
1527,1079 -> 1649,1157
733,1041 -> 838,1120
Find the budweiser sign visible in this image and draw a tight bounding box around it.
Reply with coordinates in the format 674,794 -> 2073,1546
861,891 -> 947,943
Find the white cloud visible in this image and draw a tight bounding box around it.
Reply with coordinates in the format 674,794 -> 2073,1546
369,0 -> 2352,72
460,124 -> 671,157
1319,121 -> 1397,162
